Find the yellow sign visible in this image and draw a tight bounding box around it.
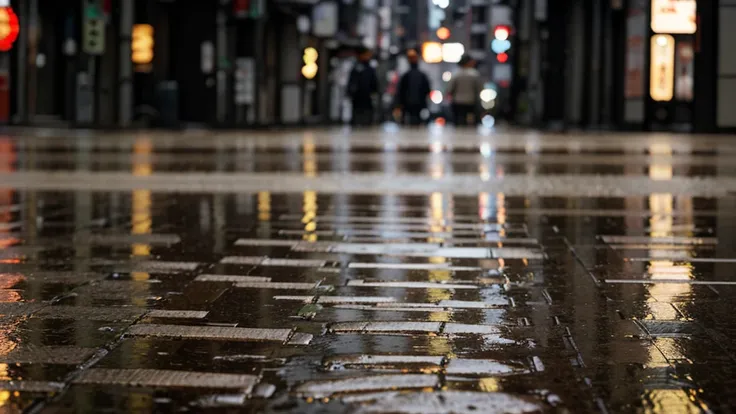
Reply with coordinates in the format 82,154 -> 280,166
302,47 -> 318,79
651,0 -> 696,34
132,24 -> 154,65
650,34 -> 675,102
422,42 -> 443,64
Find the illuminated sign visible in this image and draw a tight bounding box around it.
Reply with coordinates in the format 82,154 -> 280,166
131,24 -> 154,65
301,47 -> 318,79
0,7 -> 19,52
650,34 -> 675,102
442,43 -> 465,63
422,42 -> 443,63
651,0 -> 696,34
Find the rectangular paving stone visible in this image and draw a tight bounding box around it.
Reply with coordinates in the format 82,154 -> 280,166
235,281 -> 318,290
445,359 -> 526,375
127,324 -> 292,342
601,235 -> 717,245
438,299 -> 509,308
0,381 -> 64,392
317,296 -> 398,304
286,332 -> 314,345
0,346 -> 97,364
348,262 -> 482,271
294,374 -> 439,398
74,369 -> 258,391
133,261 -> 200,272
324,355 -> 445,368
332,304 -> 458,313
605,279 -> 736,285
220,256 -> 266,265
491,247 -> 546,259
77,233 -> 181,246
443,323 -> 502,334
364,321 -> 442,333
195,274 -> 271,283
234,238 -> 299,247
347,280 -> 478,289
148,310 -> 209,319
330,322 -> 369,332
33,306 -> 145,322
261,258 -> 326,267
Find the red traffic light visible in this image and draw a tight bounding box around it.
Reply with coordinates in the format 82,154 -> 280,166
494,25 -> 511,41
496,52 -> 509,63
0,7 -> 20,52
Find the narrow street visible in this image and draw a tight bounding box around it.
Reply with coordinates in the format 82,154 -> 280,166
0,127 -> 734,413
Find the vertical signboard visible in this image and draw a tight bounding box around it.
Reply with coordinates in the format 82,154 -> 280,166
650,34 -> 675,102
675,41 -> 694,101
625,7 -> 646,98
651,0 -> 696,34
234,57 -> 255,105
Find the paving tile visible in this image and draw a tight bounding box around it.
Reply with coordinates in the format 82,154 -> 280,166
601,235 -> 718,245
438,299 -> 509,308
126,324 -> 293,342
234,238 -> 299,247
353,391 -> 542,414
347,280 -> 478,289
347,262 -> 482,271
195,274 -> 271,283
317,296 -> 398,304
32,306 -> 145,322
294,374 -> 440,398
234,281 -> 318,290
74,369 -> 259,391
132,261 -> 200,272
147,310 -> 209,319
0,381 -> 65,392
444,359 -> 527,375
76,233 -> 181,245
324,355 -> 445,369
364,321 -> 443,333
0,346 -> 97,364
443,323 -> 503,335
220,256 -> 267,265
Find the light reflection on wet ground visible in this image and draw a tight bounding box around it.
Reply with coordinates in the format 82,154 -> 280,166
0,129 -> 733,412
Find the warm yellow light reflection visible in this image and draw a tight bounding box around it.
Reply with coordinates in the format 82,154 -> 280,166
258,191 -> 271,221
647,143 -> 691,368
479,377 -> 501,392
132,138 -> 152,284
497,193 -> 506,238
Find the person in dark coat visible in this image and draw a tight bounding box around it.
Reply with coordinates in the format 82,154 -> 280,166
347,47 -> 379,127
394,49 -> 431,126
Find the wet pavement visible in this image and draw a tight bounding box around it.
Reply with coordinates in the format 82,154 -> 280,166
0,126 -> 734,412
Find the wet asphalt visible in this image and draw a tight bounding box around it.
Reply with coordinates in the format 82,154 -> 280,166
0,126 -> 734,413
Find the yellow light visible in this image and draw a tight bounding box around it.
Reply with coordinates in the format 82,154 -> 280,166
650,34 -> 675,102
303,47 -> 318,63
302,63 -> 318,80
422,42 -> 443,64
436,27 -> 451,40
132,24 -> 154,65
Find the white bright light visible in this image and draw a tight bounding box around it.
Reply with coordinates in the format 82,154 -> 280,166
494,27 -> 510,41
442,71 -> 452,82
656,35 -> 668,46
433,0 -> 450,9
480,88 -> 497,102
442,43 -> 465,63
482,115 -> 496,128
430,90 -> 443,104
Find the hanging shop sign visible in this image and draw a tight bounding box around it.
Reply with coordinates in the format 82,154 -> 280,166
650,34 -> 675,102
675,41 -> 694,101
651,0 -> 696,34
624,6 -> 646,98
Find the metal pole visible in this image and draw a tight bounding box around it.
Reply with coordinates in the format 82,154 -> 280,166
119,0 -> 134,127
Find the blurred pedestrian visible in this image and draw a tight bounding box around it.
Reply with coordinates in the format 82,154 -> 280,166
347,46 -> 379,127
394,49 -> 431,126
446,55 -> 484,126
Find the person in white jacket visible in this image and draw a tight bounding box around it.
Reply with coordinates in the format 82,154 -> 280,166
446,55 -> 484,126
